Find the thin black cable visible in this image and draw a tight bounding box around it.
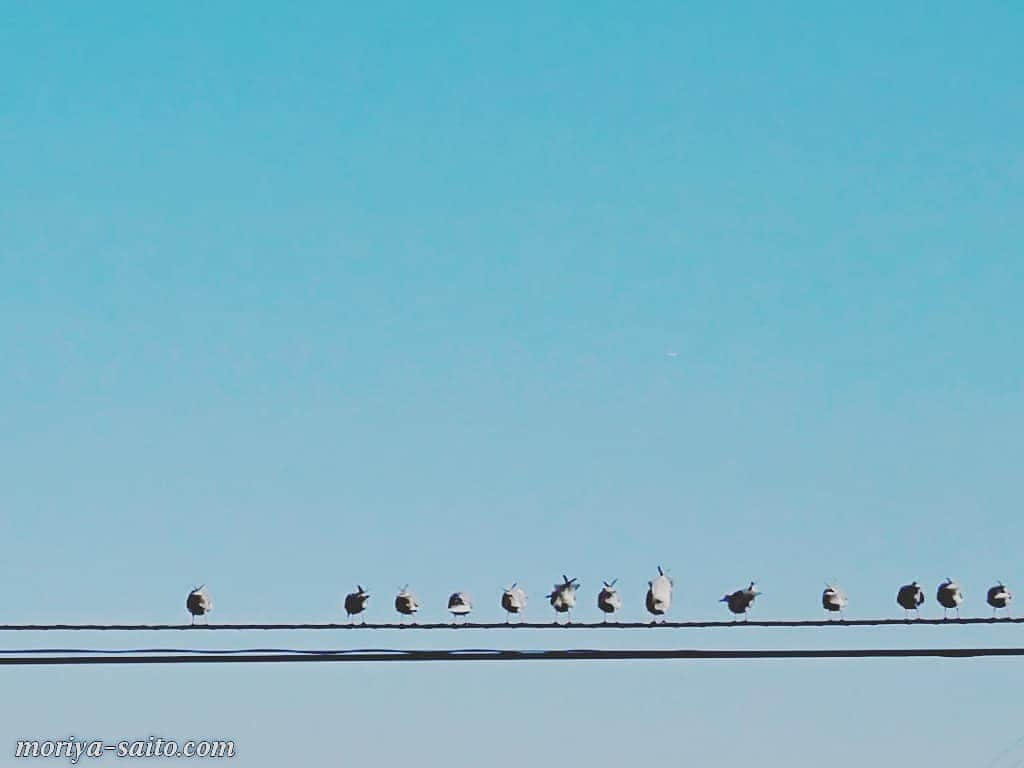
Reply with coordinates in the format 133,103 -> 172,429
0,648 -> 419,655
0,617 -> 1018,631
1,647 -> 1024,665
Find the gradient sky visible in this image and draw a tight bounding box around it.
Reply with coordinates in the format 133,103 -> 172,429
2,3 -> 1022,766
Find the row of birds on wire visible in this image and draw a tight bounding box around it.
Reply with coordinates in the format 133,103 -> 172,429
183,570 -> 1015,624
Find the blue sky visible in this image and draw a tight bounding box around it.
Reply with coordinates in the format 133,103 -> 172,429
1,3 -> 1022,766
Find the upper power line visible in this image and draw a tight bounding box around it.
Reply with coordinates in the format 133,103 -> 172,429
1,617 -> 1023,631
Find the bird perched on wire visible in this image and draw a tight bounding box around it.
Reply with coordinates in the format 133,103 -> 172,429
896,581 -> 925,618
344,586 -> 370,623
721,582 -> 760,620
186,585 -> 213,626
548,575 -> 580,623
646,566 -> 673,622
501,583 -> 527,622
822,584 -> 848,618
395,586 -> 420,623
987,582 -> 1013,618
597,580 -> 622,621
447,592 -> 472,623
936,578 -> 964,619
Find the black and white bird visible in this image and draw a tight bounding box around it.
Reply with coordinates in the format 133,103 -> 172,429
597,580 -> 622,621
395,586 -> 420,622
987,582 -> 1013,618
721,582 -> 760,620
344,585 -> 370,623
936,578 -> 964,619
646,566 -> 673,622
447,592 -> 473,623
186,585 -> 213,626
548,575 -> 580,623
501,583 -> 527,622
896,581 -> 925,618
822,584 -> 848,618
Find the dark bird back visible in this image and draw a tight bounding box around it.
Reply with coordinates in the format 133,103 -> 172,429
721,582 -> 759,615
897,582 -> 924,610
345,586 -> 370,617
186,586 -> 212,621
987,583 -> 1012,609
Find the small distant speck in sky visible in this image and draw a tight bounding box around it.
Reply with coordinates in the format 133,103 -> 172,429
666,351 -> 679,358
